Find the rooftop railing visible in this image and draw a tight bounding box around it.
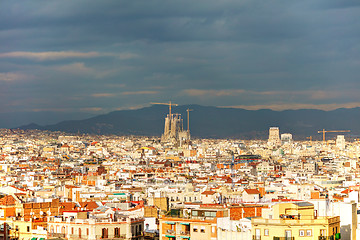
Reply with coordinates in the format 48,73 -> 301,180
49,216 -> 144,224
273,237 -> 295,240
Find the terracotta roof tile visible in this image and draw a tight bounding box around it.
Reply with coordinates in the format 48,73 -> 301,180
244,189 -> 261,195
201,190 -> 216,195
79,201 -> 99,211
0,195 -> 17,206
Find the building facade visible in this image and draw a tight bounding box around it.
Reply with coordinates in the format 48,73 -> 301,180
252,202 -> 341,240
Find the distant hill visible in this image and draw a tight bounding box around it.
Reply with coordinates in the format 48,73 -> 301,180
16,105 -> 360,140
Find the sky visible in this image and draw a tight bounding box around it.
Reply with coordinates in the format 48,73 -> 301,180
1,0 -> 360,127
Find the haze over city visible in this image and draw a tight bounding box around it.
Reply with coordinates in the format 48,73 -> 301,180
1,0 -> 360,128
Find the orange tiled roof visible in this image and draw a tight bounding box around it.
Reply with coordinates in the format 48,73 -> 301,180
230,206 -> 266,220
244,189 -> 261,195
201,190 -> 216,195
79,201 -> 99,211
0,195 -> 17,206
60,202 -> 77,213
341,188 -> 352,194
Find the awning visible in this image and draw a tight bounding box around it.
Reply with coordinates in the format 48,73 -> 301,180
165,235 -> 175,238
30,238 -> 37,240
39,238 -> 45,240
165,221 -> 175,224
180,237 -> 190,239
180,223 -> 190,225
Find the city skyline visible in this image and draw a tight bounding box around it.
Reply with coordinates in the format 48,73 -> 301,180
1,1 -> 360,124
0,128 -> 356,240
2,2 -> 360,238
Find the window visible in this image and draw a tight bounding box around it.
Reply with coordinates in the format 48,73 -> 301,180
285,230 -> 292,239
192,211 -> 198,216
87,228 -> 89,235
299,230 -> 305,236
212,226 -> 215,233
201,226 -> 205,233
205,211 -> 217,217
264,229 -> 269,236
193,227 -> 198,232
306,230 -> 312,236
27,226 -> 30,232
255,229 -> 261,240
114,228 -> 119,237
102,228 -> 108,238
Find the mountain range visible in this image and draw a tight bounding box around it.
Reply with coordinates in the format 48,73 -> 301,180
16,105 -> 360,140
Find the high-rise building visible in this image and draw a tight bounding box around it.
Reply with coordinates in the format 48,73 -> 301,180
336,135 -> 346,150
281,133 -> 293,144
268,127 -> 281,146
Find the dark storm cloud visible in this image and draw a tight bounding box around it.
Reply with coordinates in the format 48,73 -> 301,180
0,1 -> 309,48
1,0 -> 360,127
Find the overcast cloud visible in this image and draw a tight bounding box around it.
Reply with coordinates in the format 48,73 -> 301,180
1,0 -> 360,127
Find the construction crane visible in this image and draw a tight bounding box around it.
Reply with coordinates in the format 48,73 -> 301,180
150,101 -> 178,116
186,109 -> 193,132
317,129 -> 351,143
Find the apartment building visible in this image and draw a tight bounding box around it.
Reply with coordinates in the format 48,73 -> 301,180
47,211 -> 144,240
159,206 -> 228,240
252,202 -> 341,240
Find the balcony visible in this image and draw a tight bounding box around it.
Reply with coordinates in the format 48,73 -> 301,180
319,236 -> 338,240
252,216 -> 340,226
68,234 -> 88,239
78,234 -> 127,240
48,233 -> 66,238
113,234 -> 127,239
179,230 -> 190,235
166,229 -> 176,234
48,233 -> 128,240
